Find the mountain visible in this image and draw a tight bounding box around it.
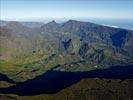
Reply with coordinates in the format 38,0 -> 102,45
0,20 -> 8,26
20,22 -> 44,28
0,20 -> 133,82
0,20 -> 44,28
1,78 -> 132,100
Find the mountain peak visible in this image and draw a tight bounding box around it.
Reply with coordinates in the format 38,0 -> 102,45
47,20 -> 57,25
41,20 -> 59,32
67,20 -> 79,23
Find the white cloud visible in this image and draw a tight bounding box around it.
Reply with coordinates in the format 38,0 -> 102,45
102,24 -> 119,28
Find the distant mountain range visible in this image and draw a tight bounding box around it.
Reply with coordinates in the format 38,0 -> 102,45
0,20 -> 133,82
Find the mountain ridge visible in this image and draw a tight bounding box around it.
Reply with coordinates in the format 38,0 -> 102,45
0,19 -> 133,82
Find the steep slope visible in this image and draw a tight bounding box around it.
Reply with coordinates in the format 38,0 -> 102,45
0,78 -> 133,100
0,20 -> 133,82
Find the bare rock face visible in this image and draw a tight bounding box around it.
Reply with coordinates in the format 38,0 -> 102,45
0,20 -> 133,81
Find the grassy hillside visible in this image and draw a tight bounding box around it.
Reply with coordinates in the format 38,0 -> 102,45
0,20 -> 133,82
0,81 -> 15,88
0,78 -> 133,100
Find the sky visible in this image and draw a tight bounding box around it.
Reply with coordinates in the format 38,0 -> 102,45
0,0 -> 133,20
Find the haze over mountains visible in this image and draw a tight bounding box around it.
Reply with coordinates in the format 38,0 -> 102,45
1,18 -> 133,30
0,20 -> 133,82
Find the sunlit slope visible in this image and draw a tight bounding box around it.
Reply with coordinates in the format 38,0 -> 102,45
0,20 -> 133,82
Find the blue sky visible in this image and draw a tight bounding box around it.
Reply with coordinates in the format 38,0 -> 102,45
0,0 -> 133,20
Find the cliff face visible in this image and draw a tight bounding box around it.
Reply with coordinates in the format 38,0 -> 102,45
0,20 -> 133,81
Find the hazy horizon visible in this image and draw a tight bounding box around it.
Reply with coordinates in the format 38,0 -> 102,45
0,0 -> 133,20
1,17 -> 133,30
0,0 -> 133,30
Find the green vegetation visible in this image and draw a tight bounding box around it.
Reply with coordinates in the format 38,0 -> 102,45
0,78 -> 133,100
0,20 -> 133,82
0,81 -> 15,88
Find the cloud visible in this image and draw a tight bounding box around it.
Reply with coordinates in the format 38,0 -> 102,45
102,24 -> 119,28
